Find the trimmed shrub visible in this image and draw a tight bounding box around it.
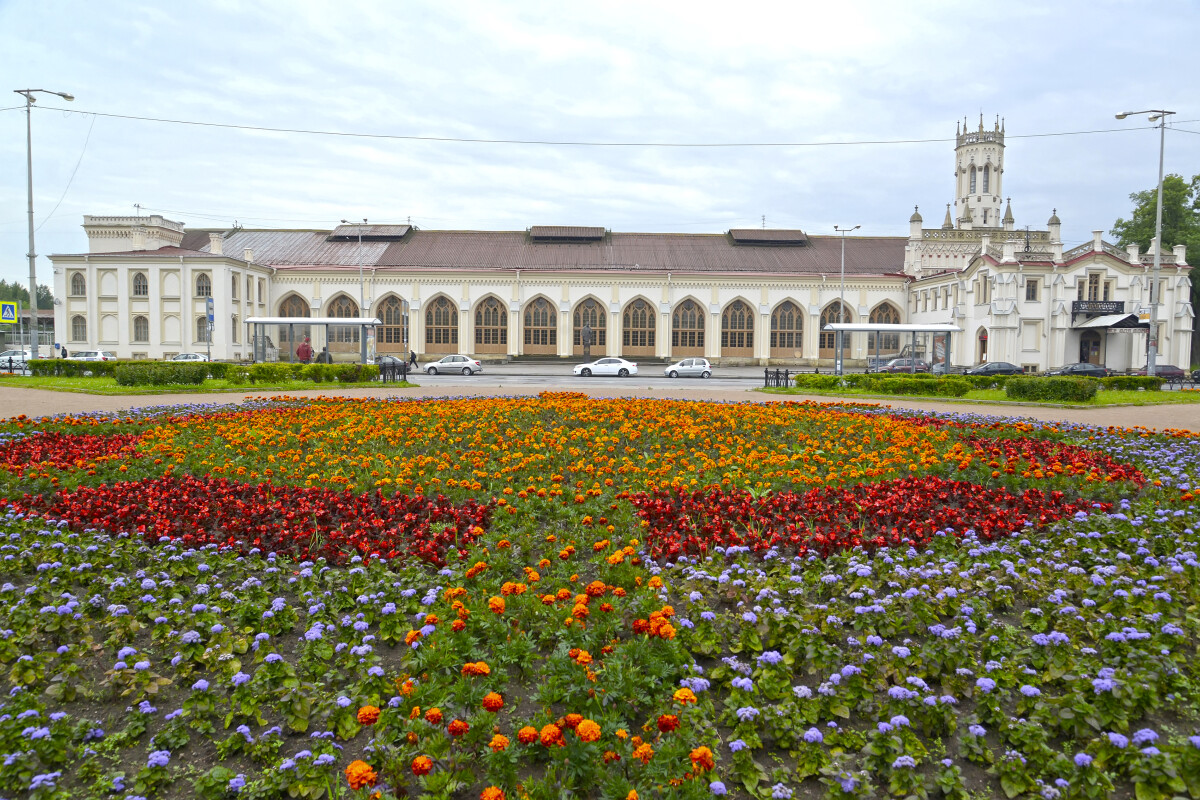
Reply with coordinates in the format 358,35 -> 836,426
1102,375 -> 1163,392
1006,376 -> 1099,403
30,360 -> 120,378
205,362 -> 231,379
961,374 -> 1016,390
330,363 -> 379,383
224,367 -> 252,384
113,363 -> 207,386
876,376 -> 972,397
792,374 -> 844,390
247,363 -> 300,383
300,364 -> 332,383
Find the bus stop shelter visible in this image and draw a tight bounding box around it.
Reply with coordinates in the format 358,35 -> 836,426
245,317 -> 382,364
822,322 -> 962,374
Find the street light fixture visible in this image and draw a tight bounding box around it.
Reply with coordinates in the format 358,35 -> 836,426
833,224 -> 860,376
341,218 -> 369,364
1115,109 -> 1174,377
15,88 -> 74,360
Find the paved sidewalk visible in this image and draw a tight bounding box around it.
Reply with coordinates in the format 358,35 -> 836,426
5,382 -> 1200,432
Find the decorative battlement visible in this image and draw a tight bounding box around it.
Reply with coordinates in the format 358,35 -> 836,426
956,130 -> 1004,147
82,215 -> 186,253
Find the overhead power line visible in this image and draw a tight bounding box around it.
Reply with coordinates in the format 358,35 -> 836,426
30,105 -> 1195,149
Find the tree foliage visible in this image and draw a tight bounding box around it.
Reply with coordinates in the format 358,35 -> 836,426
1110,173 -> 1200,257
0,280 -> 53,310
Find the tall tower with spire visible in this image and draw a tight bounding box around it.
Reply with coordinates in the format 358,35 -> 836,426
953,115 -> 1005,229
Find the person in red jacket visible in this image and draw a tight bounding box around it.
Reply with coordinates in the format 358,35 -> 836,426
296,337 -> 313,363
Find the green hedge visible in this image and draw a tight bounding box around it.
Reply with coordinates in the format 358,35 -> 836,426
792,374 -> 844,390
1101,375 -> 1163,392
30,360 -> 120,377
961,374 -> 1017,390
113,363 -> 208,386
1006,376 -> 1099,403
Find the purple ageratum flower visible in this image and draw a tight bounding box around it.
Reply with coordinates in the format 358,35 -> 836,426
30,772 -> 62,790
890,715 -> 910,728
877,722 -> 893,734
231,672 -> 250,686
968,724 -> 986,737
793,685 -> 812,699
134,661 -> 151,671
147,750 -> 171,768
1074,753 -> 1092,767
263,653 -> 283,664
975,677 -> 996,693
770,783 -> 793,799
728,739 -> 748,752
892,755 -> 917,769
757,650 -> 783,666
803,727 -> 823,744
191,679 -> 209,692
742,612 -> 758,624
1019,685 -> 1041,698
336,696 -> 352,708
1092,678 -> 1117,693
731,677 -> 755,692
736,706 -> 760,722
709,781 -> 727,796
1107,732 -> 1129,749
1132,729 -> 1158,745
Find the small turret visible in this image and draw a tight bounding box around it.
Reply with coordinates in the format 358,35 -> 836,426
1047,208 -> 1061,243
942,204 -> 954,230
1002,198 -> 1015,231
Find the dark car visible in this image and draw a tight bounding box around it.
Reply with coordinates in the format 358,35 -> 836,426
1133,364 -> 1187,380
881,358 -> 930,373
1043,362 -> 1110,378
965,361 -> 1023,376
1193,368 -> 1200,383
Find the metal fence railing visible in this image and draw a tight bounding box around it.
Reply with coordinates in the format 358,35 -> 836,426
763,368 -> 792,388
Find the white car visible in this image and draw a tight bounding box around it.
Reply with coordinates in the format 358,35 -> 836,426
425,354 -> 483,375
169,353 -> 210,362
69,350 -> 117,362
0,350 -> 31,369
664,357 -> 712,379
574,357 -> 638,377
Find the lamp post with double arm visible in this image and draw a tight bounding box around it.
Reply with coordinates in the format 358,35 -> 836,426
1115,108 -> 1174,377
833,224 -> 860,375
15,88 -> 74,359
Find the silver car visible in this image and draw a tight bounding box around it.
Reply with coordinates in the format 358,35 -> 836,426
170,353 -> 209,362
425,354 -> 483,375
69,350 -> 117,361
664,357 -> 712,379
574,357 -> 638,377
0,350 -> 30,370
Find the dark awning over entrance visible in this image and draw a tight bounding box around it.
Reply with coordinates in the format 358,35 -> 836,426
1072,313 -> 1148,330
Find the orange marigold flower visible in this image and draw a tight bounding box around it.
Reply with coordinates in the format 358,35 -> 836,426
424,707 -> 443,725
615,728 -> 629,740
409,705 -> 421,720
563,713 -> 583,730
424,613 -> 440,625
603,749 -> 621,763
398,678 -> 416,696
448,719 -> 470,737
404,629 -> 423,646
488,596 -> 506,614
576,719 -> 602,742
461,661 -> 491,677
585,580 -> 607,597
633,743 -> 654,764
690,745 -> 715,772
657,623 -> 676,640
648,576 -> 664,589
606,551 -> 625,565
539,723 -> 564,747
612,587 -> 627,597
627,791 -> 638,800
657,714 -> 680,733
556,588 -> 572,601
345,759 -> 377,790
482,692 -> 504,712
488,734 -> 510,752
574,650 -> 593,665
357,705 -> 380,725
659,605 -> 674,617
572,603 -> 590,619
496,538 -> 511,549
517,725 -> 539,744
406,731 -> 418,745
481,788 -> 506,800
411,755 -> 433,776
673,688 -> 698,705
452,619 -> 466,632
600,602 -> 614,613
540,594 -> 556,605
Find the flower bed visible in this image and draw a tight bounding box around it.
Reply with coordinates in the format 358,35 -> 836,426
0,395 -> 1197,800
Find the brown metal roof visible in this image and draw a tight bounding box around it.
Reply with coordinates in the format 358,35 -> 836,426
213,230 -> 393,266
64,246 -> 228,258
529,225 -> 606,240
728,228 -> 808,244
328,224 -> 411,240
373,230 -> 904,275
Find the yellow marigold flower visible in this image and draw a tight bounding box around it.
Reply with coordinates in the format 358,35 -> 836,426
648,576 -> 664,589
615,728 -> 628,739
633,743 -> 654,763
673,688 -> 698,705
488,596 -> 506,614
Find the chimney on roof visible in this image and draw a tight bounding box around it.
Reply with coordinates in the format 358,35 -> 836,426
209,232 -> 224,256
244,248 -> 254,263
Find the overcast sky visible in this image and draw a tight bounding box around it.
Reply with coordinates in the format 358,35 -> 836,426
1,0 -> 1198,292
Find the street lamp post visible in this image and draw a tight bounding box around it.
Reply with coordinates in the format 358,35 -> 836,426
1115,109 -> 1174,377
833,224 -> 860,376
341,218 -> 368,364
15,88 -> 74,359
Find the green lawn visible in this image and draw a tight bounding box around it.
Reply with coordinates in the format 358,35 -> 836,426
761,384 -> 1200,406
0,375 -> 418,395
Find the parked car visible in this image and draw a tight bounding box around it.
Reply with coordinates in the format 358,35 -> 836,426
664,358 -> 712,379
930,362 -> 965,375
169,353 -> 209,362
574,357 -> 638,377
0,349 -> 31,370
880,358 -> 930,374
424,354 -> 482,375
69,350 -> 117,362
865,356 -> 896,374
965,361 -> 1024,376
1133,364 -> 1187,380
1044,362 -> 1110,378
1193,368 -> 1200,383
375,355 -> 406,366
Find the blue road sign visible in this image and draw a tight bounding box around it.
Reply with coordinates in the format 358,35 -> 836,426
206,297 -> 215,324
0,302 -> 15,324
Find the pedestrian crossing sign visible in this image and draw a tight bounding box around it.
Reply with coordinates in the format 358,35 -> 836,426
0,302 -> 15,324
